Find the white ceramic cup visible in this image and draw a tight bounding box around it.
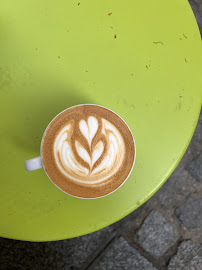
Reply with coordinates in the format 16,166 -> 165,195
25,104 -> 136,199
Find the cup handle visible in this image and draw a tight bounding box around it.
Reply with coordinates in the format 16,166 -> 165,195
25,156 -> 43,171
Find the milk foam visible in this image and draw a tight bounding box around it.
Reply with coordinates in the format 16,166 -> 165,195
54,116 -> 125,185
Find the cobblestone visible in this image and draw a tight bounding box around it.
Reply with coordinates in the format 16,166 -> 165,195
92,237 -> 158,270
168,240 -> 202,270
154,170 -> 196,208
187,152 -> 202,183
135,211 -> 180,258
175,193 -> 202,230
71,227 -> 113,269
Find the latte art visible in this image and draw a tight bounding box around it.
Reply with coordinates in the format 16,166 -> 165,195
54,116 -> 125,185
41,104 -> 135,198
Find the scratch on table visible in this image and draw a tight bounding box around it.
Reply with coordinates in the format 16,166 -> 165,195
183,33 -> 188,39
153,41 -> 164,45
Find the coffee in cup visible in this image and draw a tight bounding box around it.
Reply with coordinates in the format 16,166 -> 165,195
25,104 -> 136,199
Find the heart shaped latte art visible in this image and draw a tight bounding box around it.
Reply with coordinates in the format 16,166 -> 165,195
54,116 -> 125,185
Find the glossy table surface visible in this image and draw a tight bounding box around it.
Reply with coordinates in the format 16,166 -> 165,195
0,0 -> 201,241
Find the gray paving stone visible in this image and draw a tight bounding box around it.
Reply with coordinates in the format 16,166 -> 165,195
154,170 -> 195,208
168,240 -> 202,270
187,152 -> 202,183
71,227 -> 113,269
135,211 -> 180,258
179,120 -> 202,171
92,237 -> 158,270
175,193 -> 202,230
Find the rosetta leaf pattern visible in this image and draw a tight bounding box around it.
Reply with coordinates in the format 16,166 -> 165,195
54,116 -> 125,184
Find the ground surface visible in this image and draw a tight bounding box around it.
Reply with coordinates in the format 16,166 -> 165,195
0,1 -> 202,269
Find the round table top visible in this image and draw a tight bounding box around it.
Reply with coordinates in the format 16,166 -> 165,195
0,0 -> 201,241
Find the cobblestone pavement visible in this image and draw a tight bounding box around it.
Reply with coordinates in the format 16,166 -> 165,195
0,1 -> 202,270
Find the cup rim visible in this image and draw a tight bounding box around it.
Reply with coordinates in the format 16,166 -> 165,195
40,104 -> 136,199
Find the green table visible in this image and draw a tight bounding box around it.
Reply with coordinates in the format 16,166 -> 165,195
0,0 -> 201,241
